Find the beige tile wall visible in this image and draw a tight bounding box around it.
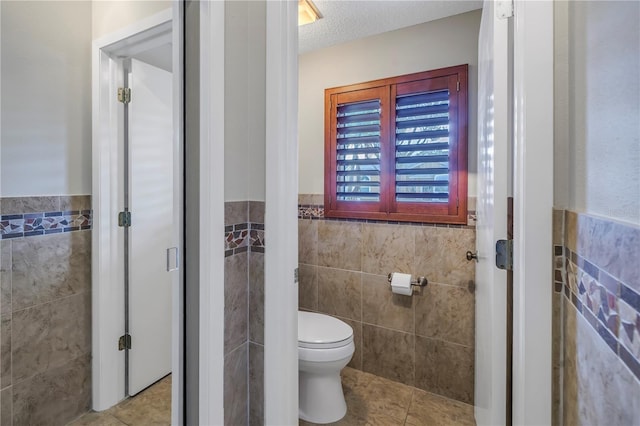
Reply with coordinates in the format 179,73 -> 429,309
224,201 -> 265,426
555,209 -> 640,425
0,195 -> 92,426
298,196 -> 477,405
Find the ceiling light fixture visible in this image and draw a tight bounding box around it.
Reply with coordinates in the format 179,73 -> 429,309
299,0 -> 322,26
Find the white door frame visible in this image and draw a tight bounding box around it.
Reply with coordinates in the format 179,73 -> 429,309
264,1 -> 299,424
196,0 -> 226,424
255,1 -> 554,425
192,0 -> 553,423
512,1 -> 553,424
91,7 -> 184,422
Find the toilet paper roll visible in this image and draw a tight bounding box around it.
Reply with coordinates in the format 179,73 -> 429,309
391,272 -> 413,296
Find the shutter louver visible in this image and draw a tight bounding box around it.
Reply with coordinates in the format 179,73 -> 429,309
336,99 -> 381,202
395,89 -> 450,203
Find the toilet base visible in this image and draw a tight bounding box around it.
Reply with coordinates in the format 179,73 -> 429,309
299,370 -> 347,424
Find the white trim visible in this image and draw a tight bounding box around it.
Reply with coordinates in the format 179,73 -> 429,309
91,8 -> 183,413
91,46 -> 126,411
264,1 -> 299,424
92,9 -> 173,54
512,1 -> 554,424
197,1 -> 226,424
170,1 -> 184,424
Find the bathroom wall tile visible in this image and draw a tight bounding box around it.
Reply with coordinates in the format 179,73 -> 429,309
298,194 -> 324,206
249,343 -> 264,426
1,240 -> 11,315
249,252 -> 264,345
224,201 -> 248,226
298,194 -> 313,206
362,324 -> 414,386
224,343 -> 248,426
577,214 -> 640,293
362,273 -> 413,333
552,292 -> 562,426
317,267 -> 361,321
405,388 -> 475,426
339,316 -> 362,370
415,336 -> 474,404
553,208 -> 564,246
1,386 -> 12,426
317,221 -> 362,271
12,231 -> 91,311
361,223 -> 415,276
224,252 -> 248,354
0,198 -> 17,215
21,196 -> 60,214
0,197 -> 59,215
248,201 -> 265,224
618,298 -> 640,360
59,196 -> 91,212
1,316 -> 11,389
298,264 -> 318,311
414,227 -> 475,288
298,220 -> 318,266
563,296 -> 640,426
415,283 -> 474,347
12,292 -> 91,383
565,210 -> 578,253
562,295 -> 579,426
12,353 -> 91,426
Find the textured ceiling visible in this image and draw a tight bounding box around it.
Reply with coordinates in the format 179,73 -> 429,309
299,0 -> 483,54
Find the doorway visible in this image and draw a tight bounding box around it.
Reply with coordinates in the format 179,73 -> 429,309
91,8 -> 183,423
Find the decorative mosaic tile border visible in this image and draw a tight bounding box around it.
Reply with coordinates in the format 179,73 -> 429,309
225,222 -> 265,257
559,244 -> 640,382
298,203 -> 476,229
0,210 -> 92,239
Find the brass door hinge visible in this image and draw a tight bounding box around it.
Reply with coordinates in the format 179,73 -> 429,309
118,210 -> 131,227
118,334 -> 132,351
496,239 -> 513,270
118,87 -> 131,104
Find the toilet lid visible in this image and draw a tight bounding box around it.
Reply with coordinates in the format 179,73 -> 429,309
298,311 -> 353,349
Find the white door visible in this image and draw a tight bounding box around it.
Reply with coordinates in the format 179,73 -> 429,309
128,58 -> 174,396
475,1 -> 510,425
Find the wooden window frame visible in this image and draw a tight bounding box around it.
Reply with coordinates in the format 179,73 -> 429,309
324,65 -> 468,224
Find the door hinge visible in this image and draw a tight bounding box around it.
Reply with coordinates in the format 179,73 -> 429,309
495,239 -> 513,270
117,87 -> 131,104
496,0 -> 514,19
457,81 -> 460,92
118,210 -> 132,227
294,267 -> 299,284
118,334 -> 132,351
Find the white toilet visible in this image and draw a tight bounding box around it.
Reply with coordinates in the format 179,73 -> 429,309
298,311 -> 355,424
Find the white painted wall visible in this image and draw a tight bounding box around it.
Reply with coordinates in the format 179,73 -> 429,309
0,1 -> 172,197
247,1 -> 266,202
224,1 -> 266,202
555,1 -> 640,225
92,0 -> 171,40
1,1 -> 92,196
298,10 -> 481,196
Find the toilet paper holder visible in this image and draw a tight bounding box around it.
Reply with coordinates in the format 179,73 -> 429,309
387,273 -> 428,288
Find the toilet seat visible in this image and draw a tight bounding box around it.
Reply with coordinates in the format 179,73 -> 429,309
298,311 -> 354,349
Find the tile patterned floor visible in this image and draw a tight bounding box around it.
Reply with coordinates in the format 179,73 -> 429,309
67,375 -> 171,426
300,368 -> 476,426
66,369 -> 474,426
